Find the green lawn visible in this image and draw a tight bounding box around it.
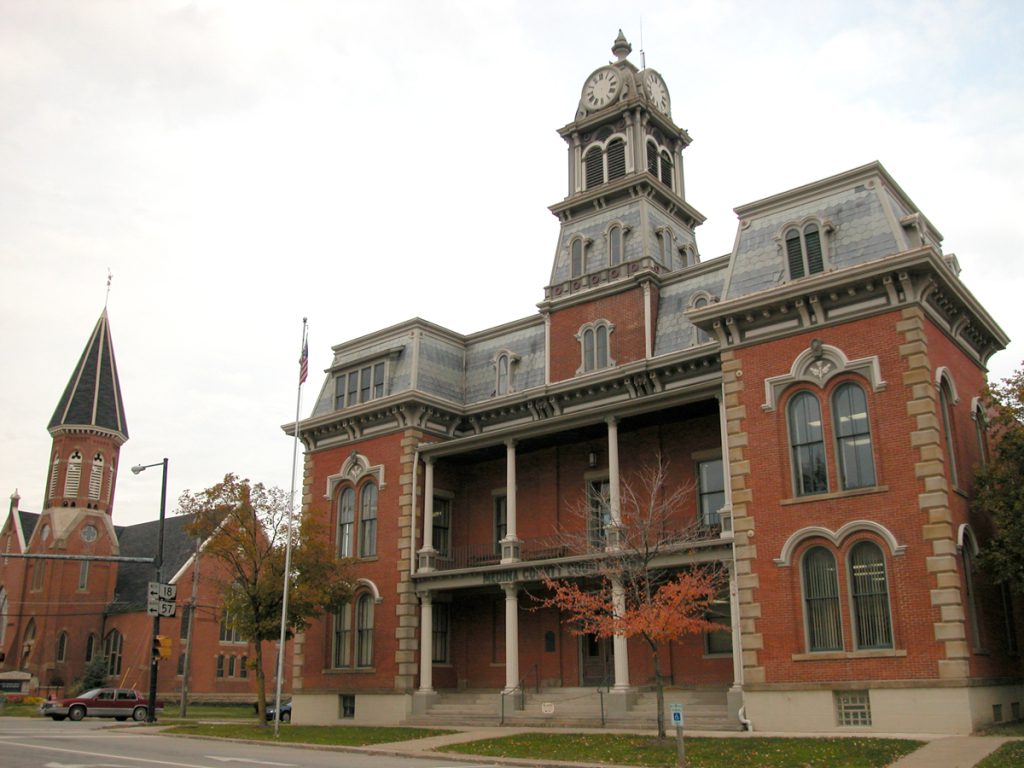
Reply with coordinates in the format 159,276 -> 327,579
978,721 -> 1024,737
976,740 -> 1024,768
164,723 -> 452,745
439,733 -> 924,768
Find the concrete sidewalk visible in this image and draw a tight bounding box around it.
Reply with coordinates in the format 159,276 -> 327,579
887,735 -> 1010,768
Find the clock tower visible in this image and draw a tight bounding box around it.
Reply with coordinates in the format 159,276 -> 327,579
545,31 -> 705,302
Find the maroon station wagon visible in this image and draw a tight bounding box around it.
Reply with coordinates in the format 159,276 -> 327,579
39,688 -> 160,721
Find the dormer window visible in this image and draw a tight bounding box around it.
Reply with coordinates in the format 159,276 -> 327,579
493,351 -> 520,396
606,223 -> 629,266
334,362 -> 386,410
784,223 -> 825,279
656,228 -> 674,266
570,236 -> 589,278
577,321 -> 615,373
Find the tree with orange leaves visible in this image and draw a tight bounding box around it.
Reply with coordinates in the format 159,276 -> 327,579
538,458 -> 725,738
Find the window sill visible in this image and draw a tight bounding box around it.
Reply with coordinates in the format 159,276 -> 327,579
781,485 -> 889,506
324,667 -> 377,674
358,555 -> 379,563
792,649 -> 906,661
703,652 -> 733,660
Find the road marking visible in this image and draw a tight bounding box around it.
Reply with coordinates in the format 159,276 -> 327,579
206,759 -> 296,766
45,763 -> 132,767
3,741 -> 212,768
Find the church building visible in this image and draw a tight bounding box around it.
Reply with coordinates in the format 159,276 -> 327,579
288,32 -> 1019,735
0,310 -> 276,704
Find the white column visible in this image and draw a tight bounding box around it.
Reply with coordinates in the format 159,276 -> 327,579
501,440 -> 520,562
503,584 -> 520,693
419,592 -> 433,693
607,417 -> 621,523
418,457 -> 436,571
611,577 -> 630,691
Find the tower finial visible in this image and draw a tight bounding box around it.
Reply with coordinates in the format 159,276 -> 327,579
105,268 -> 113,308
612,30 -> 631,62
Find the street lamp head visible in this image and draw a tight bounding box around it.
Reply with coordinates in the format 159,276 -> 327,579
131,464 -> 146,475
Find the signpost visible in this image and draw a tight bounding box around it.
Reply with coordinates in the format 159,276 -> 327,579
669,703 -> 685,767
147,582 -> 177,618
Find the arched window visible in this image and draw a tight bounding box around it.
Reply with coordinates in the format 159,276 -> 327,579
64,449 -> 82,497
692,296 -> 711,344
962,534 -> 983,651
88,452 -> 104,501
940,378 -> 960,488
659,150 -> 673,187
975,406 -> 989,467
785,223 -> 825,279
48,454 -> 60,501
645,141 -> 674,189
608,225 -> 623,266
56,631 -> 68,663
581,323 -> 611,373
832,382 -> 876,489
848,541 -> 893,649
332,602 -> 352,668
104,629 -> 123,676
789,392 -> 828,495
22,619 -> 36,664
646,140 -> 659,175
84,632 -> 96,662
802,547 -> 842,651
337,488 -> 355,557
0,587 -> 7,647
359,483 -> 378,558
497,353 -> 510,396
570,238 -> 584,278
657,229 -> 673,265
584,148 -> 604,189
606,138 -> 626,180
355,594 -> 374,667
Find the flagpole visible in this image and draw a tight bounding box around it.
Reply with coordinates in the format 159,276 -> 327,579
274,318 -> 307,736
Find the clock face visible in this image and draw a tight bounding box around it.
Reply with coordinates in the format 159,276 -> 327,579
582,67 -> 621,111
644,71 -> 670,114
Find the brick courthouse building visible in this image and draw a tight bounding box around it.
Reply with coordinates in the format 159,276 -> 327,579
289,33 -> 1020,733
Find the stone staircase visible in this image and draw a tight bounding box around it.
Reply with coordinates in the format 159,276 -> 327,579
404,687 -> 742,731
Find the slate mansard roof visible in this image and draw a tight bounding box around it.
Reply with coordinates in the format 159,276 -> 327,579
49,309 -> 128,440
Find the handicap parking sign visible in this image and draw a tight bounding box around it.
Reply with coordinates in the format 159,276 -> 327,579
669,703 -> 684,726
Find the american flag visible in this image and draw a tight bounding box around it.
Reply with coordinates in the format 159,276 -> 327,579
298,336 -> 308,385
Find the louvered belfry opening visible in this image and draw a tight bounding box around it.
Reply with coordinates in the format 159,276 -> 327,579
606,139 -> 626,180
585,148 -> 603,189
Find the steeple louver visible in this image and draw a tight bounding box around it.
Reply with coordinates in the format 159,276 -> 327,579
48,310 -> 128,440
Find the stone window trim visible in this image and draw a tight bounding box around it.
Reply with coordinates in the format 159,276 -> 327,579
936,368 -> 961,490
493,350 -> 521,397
333,479 -> 379,560
575,320 -> 616,375
957,524 -> 986,653
774,521 -> 907,567
762,341 -> 885,412
775,217 -> 834,280
324,451 -> 386,500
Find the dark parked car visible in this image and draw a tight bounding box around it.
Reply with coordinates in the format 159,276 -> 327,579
39,688 -> 158,721
265,700 -> 291,722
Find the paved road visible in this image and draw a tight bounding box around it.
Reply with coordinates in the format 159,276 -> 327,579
0,718 -> 496,768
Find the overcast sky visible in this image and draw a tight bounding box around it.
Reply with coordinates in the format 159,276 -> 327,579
2,0 -> 1022,527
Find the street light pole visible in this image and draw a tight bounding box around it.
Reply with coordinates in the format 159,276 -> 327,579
132,458 -> 168,724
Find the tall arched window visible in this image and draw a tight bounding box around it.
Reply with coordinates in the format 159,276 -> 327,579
606,138 -> 626,180
21,619 -> 36,664
692,296 -> 711,344
56,631 -> 69,663
64,449 -> 83,497
802,547 -> 842,651
975,406 -> 989,467
570,238 -> 584,278
832,382 -> 876,489
48,454 -> 60,501
940,378 -> 960,488
848,541 -> 893,649
0,587 -> 7,647
84,632 -> 96,662
608,225 -> 623,266
962,534 -> 983,651
581,324 -> 611,372
496,354 -> 510,396
355,594 -> 374,667
659,150 -> 673,187
789,392 -> 828,495
88,452 -> 104,501
104,629 -> 123,675
359,482 -> 378,558
337,488 -> 355,557
646,140 -> 659,175
332,603 -> 352,668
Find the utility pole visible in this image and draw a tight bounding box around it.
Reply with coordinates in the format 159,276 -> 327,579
178,535 -> 200,718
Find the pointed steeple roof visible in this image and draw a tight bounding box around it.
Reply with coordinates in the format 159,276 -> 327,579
48,309 -> 129,439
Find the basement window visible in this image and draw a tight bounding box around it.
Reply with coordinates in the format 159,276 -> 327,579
834,690 -> 871,727
340,694 -> 355,719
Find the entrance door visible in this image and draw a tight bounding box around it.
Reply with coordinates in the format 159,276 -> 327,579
580,634 -> 611,686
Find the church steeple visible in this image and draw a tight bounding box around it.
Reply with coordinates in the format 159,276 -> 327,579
44,309 -> 128,514
544,32 -> 706,303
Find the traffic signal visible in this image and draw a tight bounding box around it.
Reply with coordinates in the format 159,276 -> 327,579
152,635 -> 172,660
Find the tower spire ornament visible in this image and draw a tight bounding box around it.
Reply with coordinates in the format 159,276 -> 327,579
612,29 -> 632,62
105,268 -> 113,308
